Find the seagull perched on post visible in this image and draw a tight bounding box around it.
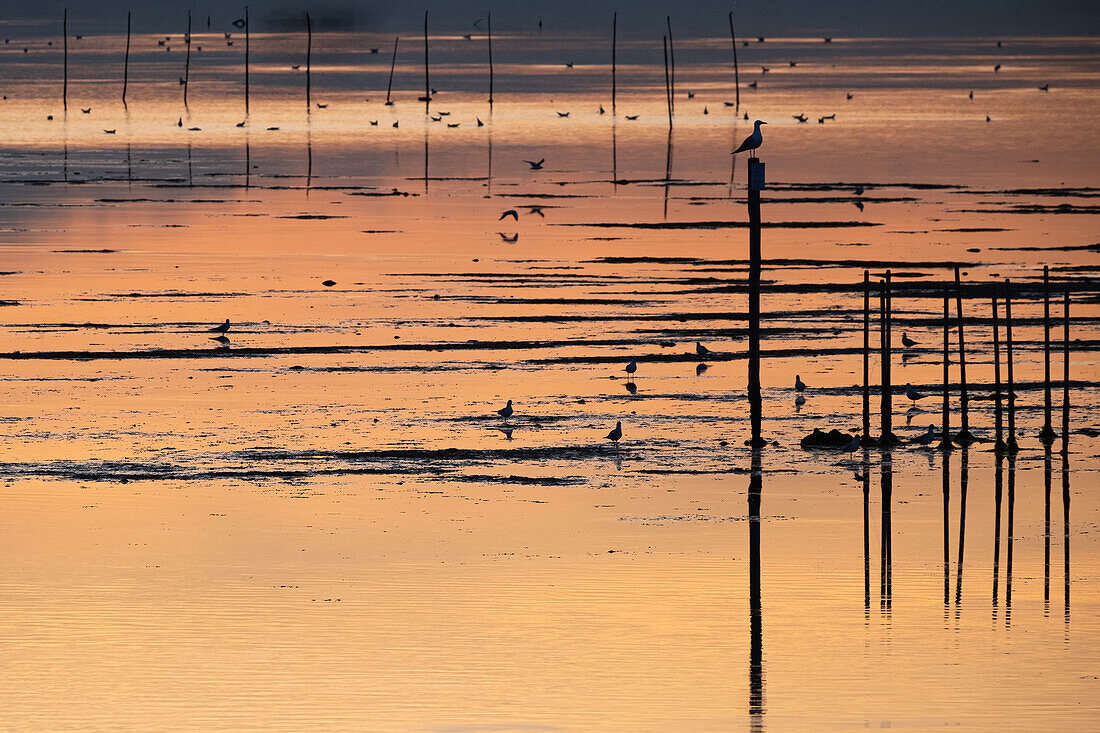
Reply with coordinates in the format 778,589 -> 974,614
496,400 -> 514,419
606,421 -> 623,441
901,332 -> 917,348
731,120 -> 766,158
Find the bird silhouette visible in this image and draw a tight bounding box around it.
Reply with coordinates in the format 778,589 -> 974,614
625,114 -> 639,120
103,129 -> 116,134
905,383 -> 926,403
498,232 -> 519,243
606,421 -> 623,441
208,319 -> 230,333
912,424 -> 936,445
625,359 -> 637,380
901,333 -> 917,348
732,120 -> 766,157
793,113 -> 808,123
598,104 -> 605,114
496,400 -> 514,419
795,375 -> 807,392
369,120 -> 378,126
523,158 -> 545,170
557,111 -> 569,117
842,434 -> 860,452
80,107 -> 91,114
499,209 -> 519,221
477,117 -> 484,127
696,342 -> 711,356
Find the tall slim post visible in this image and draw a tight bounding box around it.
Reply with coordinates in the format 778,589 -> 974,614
244,5 -> 250,115
729,12 -> 740,111
423,10 -> 430,113
1040,266 -> 1055,443
123,10 -> 131,105
184,11 -> 192,107
305,12 -> 312,109
862,270 -> 870,439
385,36 -> 398,105
611,12 -> 617,114
746,157 -> 763,447
992,295 -> 1004,451
954,266 -> 972,443
880,273 -> 893,443
939,288 -> 952,449
63,9 -> 68,112
1005,279 -> 1018,452
1061,290 -> 1069,455
666,16 -> 675,113
663,36 -> 672,128
487,13 -> 493,104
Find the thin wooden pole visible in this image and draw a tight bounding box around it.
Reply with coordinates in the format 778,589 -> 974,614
954,266 -> 971,443
63,8 -> 68,112
666,16 -> 675,113
1061,289 -> 1069,455
938,288 -> 952,449
729,11 -> 740,111
663,36 -> 672,128
385,36 -> 398,105
992,295 -> 1004,451
184,11 -> 192,107
862,270 -> 870,438
1005,279 -> 1018,452
746,157 -> 763,448
880,272 -> 893,443
423,10 -> 430,113
244,5 -> 250,115
611,12 -> 617,114
487,13 -> 494,104
123,10 -> 131,105
1041,265 -> 1055,442
306,12 -> 312,109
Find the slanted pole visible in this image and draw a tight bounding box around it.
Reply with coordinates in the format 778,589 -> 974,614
123,10 -> 131,105
862,270 -> 870,439
385,36 -> 398,105
729,11 -> 740,111
1005,279 -> 1019,452
663,36 -> 672,128
666,16 -> 675,112
184,11 -> 192,107
938,288 -> 952,450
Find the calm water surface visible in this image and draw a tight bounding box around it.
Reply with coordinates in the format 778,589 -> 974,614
0,26 -> 1098,731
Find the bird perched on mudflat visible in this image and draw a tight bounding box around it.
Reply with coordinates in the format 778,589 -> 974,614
731,120 -> 766,158
912,424 -> 936,445
842,434 -> 860,452
499,209 -> 519,221
496,400 -> 514,419
696,342 -> 711,356
905,384 -> 926,403
625,359 -> 637,379
901,332 -> 917,348
208,319 -> 230,333
606,421 -> 623,441
795,375 -> 807,392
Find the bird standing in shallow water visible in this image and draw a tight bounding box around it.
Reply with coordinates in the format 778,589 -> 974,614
606,421 -> 622,441
625,359 -> 637,381
842,434 -> 860,452
731,120 -> 767,158
902,332 -> 917,348
696,342 -> 711,356
496,400 -> 514,419
795,375 -> 807,392
905,383 -> 925,403
913,424 -> 936,445
208,319 -> 230,333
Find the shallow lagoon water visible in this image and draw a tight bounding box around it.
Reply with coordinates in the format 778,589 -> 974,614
0,26 -> 1098,731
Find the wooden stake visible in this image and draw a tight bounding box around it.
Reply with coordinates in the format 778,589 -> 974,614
385,36 -> 398,106
1004,279 -> 1018,451
306,12 -> 312,110
666,16 -> 675,113
880,272 -> 893,443
992,295 -> 1004,451
423,10 -> 430,113
1040,266 -> 1055,443
123,10 -> 131,105
244,5 -> 250,115
663,36 -> 672,128
184,11 -> 192,107
63,8 -> 68,112
728,11 -> 740,111
862,270 -> 870,438
746,157 -> 763,447
938,288 -> 952,449
611,12 -> 617,114
487,13 -> 494,104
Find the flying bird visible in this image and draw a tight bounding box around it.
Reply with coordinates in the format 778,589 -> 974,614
369,120 -> 378,126
81,107 -> 91,114
793,113 -> 808,123
499,209 -> 519,221
557,111 -> 570,117
731,120 -> 766,158
523,158 -> 545,170
605,421 -> 623,442
498,232 -> 519,243
103,129 -> 116,134
496,400 -> 514,419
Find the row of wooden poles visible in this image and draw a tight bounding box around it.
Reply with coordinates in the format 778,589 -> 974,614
861,265 -> 1071,453
60,8 -> 746,120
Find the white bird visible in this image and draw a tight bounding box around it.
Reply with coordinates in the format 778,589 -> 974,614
912,424 -> 936,445
901,332 -> 917,348
731,120 -> 766,158
625,359 -> 637,378
496,400 -> 514,419
795,375 -> 807,392
905,384 -> 926,403
606,421 -> 623,441
696,342 -> 711,356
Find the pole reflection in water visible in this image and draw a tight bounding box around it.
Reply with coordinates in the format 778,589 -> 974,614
244,130 -> 251,188
1044,448 -> 1052,613
941,449 -> 951,615
1006,455 -> 1016,626
611,117 -> 618,192
487,109 -> 493,196
748,449 -> 764,728
880,450 -> 892,617
1062,453 -> 1070,628
423,123 -> 429,193
663,129 -> 673,219
992,453 -> 1004,617
187,140 -> 193,188
955,447 -> 969,615
863,446 -> 871,621
306,117 -> 313,194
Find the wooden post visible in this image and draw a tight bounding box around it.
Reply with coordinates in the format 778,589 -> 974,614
123,11 -> 131,105
663,36 -> 672,128
423,10 -> 430,113
938,288 -> 952,449
880,272 -> 893,443
385,36 -> 398,105
611,12 -> 617,114
63,8 -> 68,112
1040,266 -> 1055,443
666,16 -> 675,113
244,5 -> 250,115
487,13 -> 494,104
1061,290 -> 1069,455
184,11 -> 192,107
862,270 -> 870,438
1004,279 -> 1018,452
305,12 -> 312,110
953,266 -> 972,443
728,11 -> 740,111
746,157 -> 763,447
992,295 -> 1005,452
